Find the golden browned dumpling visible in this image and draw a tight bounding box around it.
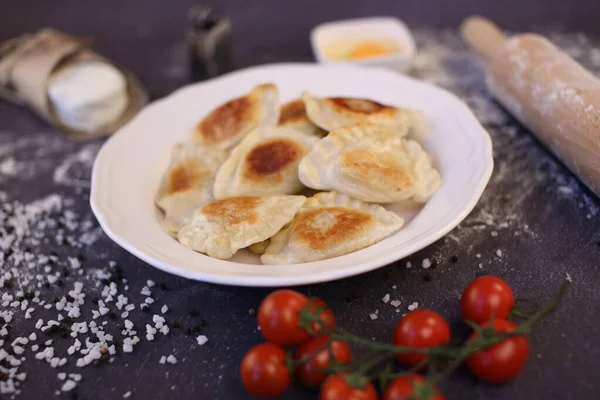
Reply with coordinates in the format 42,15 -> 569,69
302,92 -> 425,136
247,239 -> 270,255
261,192 -> 404,264
156,141 -> 226,233
298,124 -> 442,203
177,195 -> 306,259
278,98 -> 327,137
213,126 -> 320,199
193,83 -> 279,149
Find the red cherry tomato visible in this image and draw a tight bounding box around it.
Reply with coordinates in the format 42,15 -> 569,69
258,290 -> 310,345
258,291 -> 335,346
294,336 -> 352,388
466,319 -> 530,383
307,297 -> 336,334
461,276 -> 515,324
240,343 -> 291,398
393,309 -> 451,368
320,374 -> 378,400
383,373 -> 445,400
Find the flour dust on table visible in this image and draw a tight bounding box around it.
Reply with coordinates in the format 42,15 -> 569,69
1,30 -> 599,399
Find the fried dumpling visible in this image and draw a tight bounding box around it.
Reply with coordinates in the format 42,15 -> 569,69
247,239 -> 270,255
261,192 -> 404,264
278,98 -> 327,137
178,195 -> 306,259
156,141 -> 227,233
302,92 -> 426,136
213,126 -> 320,199
193,83 -> 280,149
298,124 -> 442,203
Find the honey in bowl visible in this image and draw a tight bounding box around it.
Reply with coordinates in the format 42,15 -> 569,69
323,39 -> 402,61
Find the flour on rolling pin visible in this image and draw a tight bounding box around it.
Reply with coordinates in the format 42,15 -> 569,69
486,34 -> 600,195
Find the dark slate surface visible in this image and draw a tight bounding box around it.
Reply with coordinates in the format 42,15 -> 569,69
1,1 -> 600,399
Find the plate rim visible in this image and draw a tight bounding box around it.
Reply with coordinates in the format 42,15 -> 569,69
90,62 -> 494,287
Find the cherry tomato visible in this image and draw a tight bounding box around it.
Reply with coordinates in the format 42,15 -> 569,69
258,290 -> 310,345
320,374 -> 378,400
240,343 -> 291,398
258,291 -> 336,346
383,374 -> 445,400
466,319 -> 530,383
295,336 -> 352,388
307,297 -> 336,334
393,309 -> 451,368
461,276 -> 515,324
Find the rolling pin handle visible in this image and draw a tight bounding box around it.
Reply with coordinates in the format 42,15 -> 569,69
460,16 -> 507,61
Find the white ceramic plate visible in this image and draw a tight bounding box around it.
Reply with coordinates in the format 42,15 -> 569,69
90,63 -> 493,287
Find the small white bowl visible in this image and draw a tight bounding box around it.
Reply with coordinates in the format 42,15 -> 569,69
310,17 -> 416,73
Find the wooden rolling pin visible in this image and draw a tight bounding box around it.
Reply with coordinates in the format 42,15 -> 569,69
460,16 -> 600,198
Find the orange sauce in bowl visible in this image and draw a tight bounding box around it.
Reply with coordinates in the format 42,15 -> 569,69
323,39 -> 402,61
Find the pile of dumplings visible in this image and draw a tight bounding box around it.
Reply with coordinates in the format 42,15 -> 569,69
155,83 -> 442,264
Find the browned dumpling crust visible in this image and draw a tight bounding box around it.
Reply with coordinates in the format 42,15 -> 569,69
193,83 -> 280,149
156,141 -> 227,233
278,98 -> 327,137
261,192 -> 404,264
213,126 -> 320,199
177,195 -> 306,259
302,91 -> 426,136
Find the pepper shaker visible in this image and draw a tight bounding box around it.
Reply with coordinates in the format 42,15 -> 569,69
187,5 -> 234,82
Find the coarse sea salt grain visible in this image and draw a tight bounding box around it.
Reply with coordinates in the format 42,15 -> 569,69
390,300 -> 401,308
496,249 -> 503,257
421,259 -> 431,269
61,380 -> 76,392
408,302 -> 419,311
381,294 -> 390,303
196,335 -> 208,345
369,313 -> 378,320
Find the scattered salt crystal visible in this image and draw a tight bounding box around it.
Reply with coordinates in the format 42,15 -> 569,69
476,254 -> 481,258
166,355 -> 177,364
369,313 -> 378,320
381,294 -> 390,304
408,302 -> 419,311
491,231 -> 498,237
421,259 -> 431,269
496,249 -> 503,257
566,273 -> 572,282
405,261 -> 412,269
159,356 -> 166,364
392,285 -> 397,289
390,300 -> 401,308
61,380 -> 77,392
123,391 -> 132,399
161,305 -> 168,314
196,335 -> 208,345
